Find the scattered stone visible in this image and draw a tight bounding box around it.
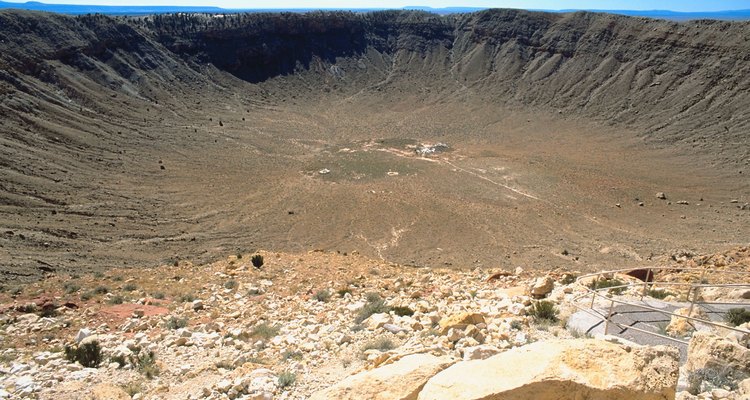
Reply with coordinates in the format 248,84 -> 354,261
529,276 -> 554,298
656,192 -> 667,200
438,313 -> 485,335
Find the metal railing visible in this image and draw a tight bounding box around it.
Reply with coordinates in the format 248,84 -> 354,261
570,267 -> 750,346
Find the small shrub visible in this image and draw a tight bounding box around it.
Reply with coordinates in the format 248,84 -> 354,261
179,293 -> 196,302
252,323 -> 280,340
560,274 -> 577,285
365,292 -> 382,303
314,289 -> 331,303
570,328 -> 592,339
588,278 -> 626,295
165,316 -> 188,330
38,304 -> 58,318
64,341 -> 102,368
215,360 -> 235,370
355,297 -> 390,324
63,282 -> 80,294
281,349 -> 303,361
251,254 -> 264,269
123,283 -> 137,292
655,322 -> 670,336
93,271 -> 105,279
121,381 -> 144,397
152,292 -> 165,300
362,337 -> 395,352
224,280 -> 238,290
112,276 -> 123,282
107,295 -> 124,305
687,367 -> 746,394
510,320 -> 523,330
391,306 -> 414,317
527,300 -> 558,323
129,348 -> 159,379
111,355 -> 127,368
337,288 -> 353,297
247,288 -> 263,296
17,303 -> 37,313
724,308 -> 750,327
94,286 -> 109,295
278,371 -> 297,388
350,324 -> 364,332
646,288 -> 673,300
80,291 -> 93,301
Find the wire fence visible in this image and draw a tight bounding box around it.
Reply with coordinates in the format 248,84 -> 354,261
570,267 -> 750,346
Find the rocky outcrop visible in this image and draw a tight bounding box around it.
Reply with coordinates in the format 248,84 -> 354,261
685,331 -> 750,378
418,339 -> 679,400
309,354 -> 455,400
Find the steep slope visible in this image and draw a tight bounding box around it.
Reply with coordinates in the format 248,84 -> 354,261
0,10 -> 748,282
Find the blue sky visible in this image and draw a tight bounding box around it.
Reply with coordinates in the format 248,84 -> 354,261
3,0 -> 750,10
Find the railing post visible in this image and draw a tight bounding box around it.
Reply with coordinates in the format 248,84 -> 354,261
590,273 -> 601,308
604,299 -> 615,335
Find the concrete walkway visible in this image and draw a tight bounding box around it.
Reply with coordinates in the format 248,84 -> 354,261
567,299 -> 745,362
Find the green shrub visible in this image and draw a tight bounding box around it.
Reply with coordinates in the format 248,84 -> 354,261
560,274 -> 577,285
588,278 -> 626,295
724,308 -> 750,327
224,280 -> 238,290
94,286 -> 109,295
80,291 -> 93,301
251,254 -> 264,269
152,292 -> 165,300
362,337 -> 395,352
687,367 -> 746,395
107,295 -> 124,305
111,354 -> 127,368
165,316 -> 188,330
180,293 -> 196,302
252,323 -> 280,340
123,283 -> 137,292
647,288 -> 673,300
355,296 -> 391,323
121,381 -> 144,397
278,371 -> 297,388
365,292 -> 382,303
64,341 -> 102,368
527,300 -> 558,323
63,282 -> 81,294
391,306 -> 414,317
314,289 -> 331,302
129,348 -> 159,379
282,349 -> 303,361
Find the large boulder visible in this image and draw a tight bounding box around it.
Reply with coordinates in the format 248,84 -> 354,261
685,331 -> 750,378
666,307 -> 709,337
309,354 -> 455,400
418,339 -> 679,400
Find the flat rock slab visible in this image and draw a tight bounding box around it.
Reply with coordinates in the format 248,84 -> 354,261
417,339 -> 678,400
309,353 -> 455,400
